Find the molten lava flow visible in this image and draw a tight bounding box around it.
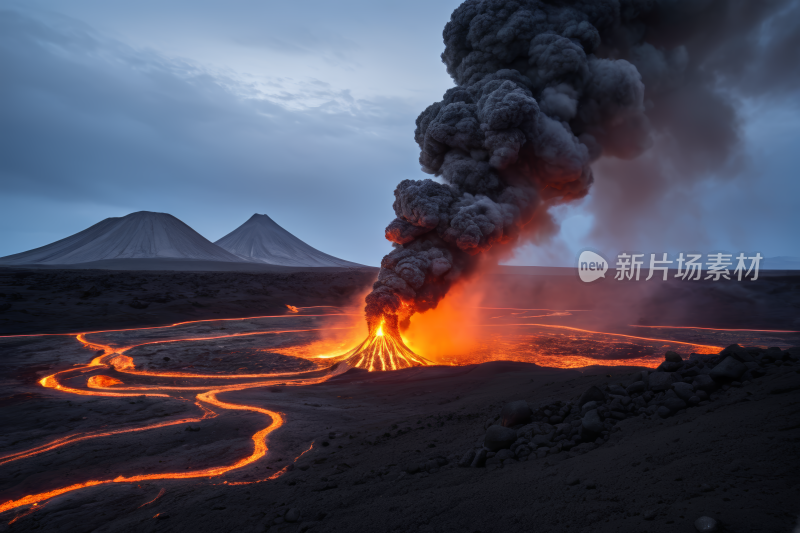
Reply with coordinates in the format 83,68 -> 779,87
343,319 -> 430,371
137,488 -> 166,508
286,305 -> 299,313
87,375 -> 123,388
0,402 -> 216,467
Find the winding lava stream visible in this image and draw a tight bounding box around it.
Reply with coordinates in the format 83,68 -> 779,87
0,309 -> 751,519
0,310 -> 350,520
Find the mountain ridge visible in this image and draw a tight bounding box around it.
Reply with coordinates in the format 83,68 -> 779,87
0,211 -> 242,265
214,214 -> 363,268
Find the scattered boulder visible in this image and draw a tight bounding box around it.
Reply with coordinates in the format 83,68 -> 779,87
649,372 -> 676,391
580,400 -> 599,416
578,386 -> 605,407
720,344 -> 755,363
626,381 -> 646,394
494,449 -> 515,462
607,383 -> 627,396
285,508 -> 301,523
656,406 -> 672,418
80,285 -> 102,299
665,351 -> 683,363
663,397 -> 687,413
485,425 -> 517,452
693,375 -> 717,393
581,409 -> 604,434
501,400 -> 531,427
470,448 -> 487,468
458,449 -> 476,467
710,356 -> 747,381
763,347 -> 786,361
515,445 -> 532,458
694,516 -> 719,532
672,382 -> 694,401
657,361 -> 682,372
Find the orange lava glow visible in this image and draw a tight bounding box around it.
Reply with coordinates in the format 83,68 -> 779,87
137,488 -> 166,508
0,305 -> 742,519
480,323 -> 722,353
0,402 -> 216,468
1,314 -> 349,518
403,285 -> 485,361
87,375 -> 123,388
344,320 -> 430,371
109,355 -> 135,370
0,391 -> 286,515
222,442 -> 315,485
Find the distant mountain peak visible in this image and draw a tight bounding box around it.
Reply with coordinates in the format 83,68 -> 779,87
0,211 -> 242,265
215,213 -> 362,268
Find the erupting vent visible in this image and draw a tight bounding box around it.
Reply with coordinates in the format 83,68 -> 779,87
343,321 -> 429,371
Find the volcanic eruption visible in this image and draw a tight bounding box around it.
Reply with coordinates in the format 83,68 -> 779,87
348,0 -> 772,370
343,318 -> 431,371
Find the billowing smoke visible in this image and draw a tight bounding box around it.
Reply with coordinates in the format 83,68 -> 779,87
365,0 -> 798,334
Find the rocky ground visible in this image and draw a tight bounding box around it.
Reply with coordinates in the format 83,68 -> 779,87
0,267 -> 377,335
2,346 -> 798,533
0,266 -> 799,533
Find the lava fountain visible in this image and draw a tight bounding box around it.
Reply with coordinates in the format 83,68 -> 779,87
343,318 -> 429,371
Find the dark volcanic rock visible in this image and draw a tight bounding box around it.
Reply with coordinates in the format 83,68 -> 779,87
501,400 -> 531,427
578,386 -> 605,407
663,397 -> 687,413
720,344 -> 755,363
581,409 -> 604,434
285,508 -> 301,523
672,382 -> 694,401
710,356 -> 747,381
649,372 -> 676,391
470,448 -> 487,468
657,361 -> 683,372
484,425 -> 517,452
665,351 -> 683,363
694,516 -> 719,532
458,449 -> 476,467
607,383 -> 627,396
693,375 -> 717,393
626,381 -> 646,394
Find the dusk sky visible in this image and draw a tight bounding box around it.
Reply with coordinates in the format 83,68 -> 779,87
2,0 -> 799,267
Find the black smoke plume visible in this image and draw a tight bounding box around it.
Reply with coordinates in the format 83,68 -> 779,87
364,0 -> 798,334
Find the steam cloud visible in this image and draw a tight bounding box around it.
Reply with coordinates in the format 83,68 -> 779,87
365,0 -> 798,333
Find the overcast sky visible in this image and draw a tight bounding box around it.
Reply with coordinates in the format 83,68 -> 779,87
1,0 -> 799,266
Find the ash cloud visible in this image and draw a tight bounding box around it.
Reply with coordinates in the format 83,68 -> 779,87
365,0 -> 798,331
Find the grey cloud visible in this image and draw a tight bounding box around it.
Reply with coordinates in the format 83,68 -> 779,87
0,8 -> 421,264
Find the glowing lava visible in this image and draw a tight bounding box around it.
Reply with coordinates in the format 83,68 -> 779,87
343,320 -> 430,371
87,375 -> 123,388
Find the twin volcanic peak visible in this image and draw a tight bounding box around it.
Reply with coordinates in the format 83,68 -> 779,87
214,214 -> 361,268
0,211 -> 360,268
